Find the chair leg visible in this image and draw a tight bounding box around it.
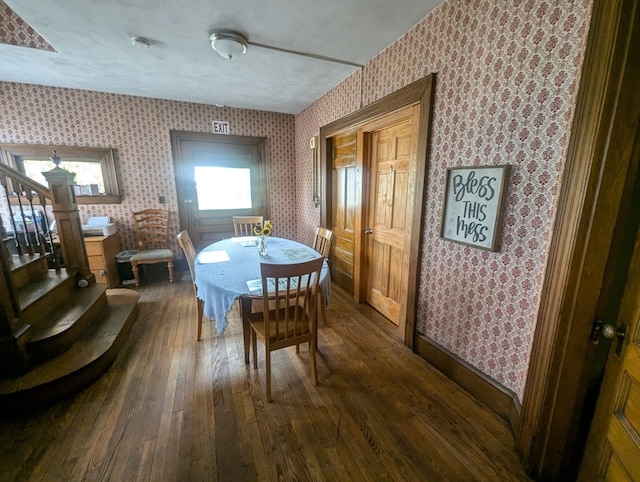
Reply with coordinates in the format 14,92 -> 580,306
266,349 -> 272,402
167,260 -> 174,282
196,298 -> 204,341
310,335 -> 318,387
131,263 -> 140,287
315,292 -> 326,350
252,329 -> 258,369
320,292 -> 327,325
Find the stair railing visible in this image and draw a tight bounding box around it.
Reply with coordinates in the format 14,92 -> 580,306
0,164 -> 57,264
0,162 -> 91,279
0,162 -> 92,375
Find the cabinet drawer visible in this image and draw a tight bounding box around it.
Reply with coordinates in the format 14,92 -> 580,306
88,254 -> 106,270
85,242 -> 104,257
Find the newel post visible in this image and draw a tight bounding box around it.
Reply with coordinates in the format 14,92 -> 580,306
42,167 -> 92,280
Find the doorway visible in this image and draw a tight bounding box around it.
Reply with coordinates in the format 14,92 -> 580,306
578,159 -> 640,480
319,75 -> 435,346
517,0 -> 640,478
170,131 -> 268,250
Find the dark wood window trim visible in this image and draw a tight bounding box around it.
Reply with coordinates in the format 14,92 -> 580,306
0,143 -> 121,204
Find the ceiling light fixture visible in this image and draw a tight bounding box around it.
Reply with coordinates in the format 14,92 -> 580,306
209,32 -> 248,60
208,30 -> 362,67
131,36 -> 151,49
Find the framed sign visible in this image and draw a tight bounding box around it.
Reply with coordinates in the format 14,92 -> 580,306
440,165 -> 511,251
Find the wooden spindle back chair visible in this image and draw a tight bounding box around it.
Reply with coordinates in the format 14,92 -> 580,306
233,215 -> 264,237
130,209 -> 174,286
248,257 -> 324,402
177,230 -> 204,341
312,226 -> 333,326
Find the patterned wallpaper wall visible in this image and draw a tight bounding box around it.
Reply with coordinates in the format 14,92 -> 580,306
0,0 -> 54,51
0,0 -> 594,400
0,84 -> 296,252
295,0 -> 593,399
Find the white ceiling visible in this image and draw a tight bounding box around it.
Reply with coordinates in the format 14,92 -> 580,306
1,0 -> 443,114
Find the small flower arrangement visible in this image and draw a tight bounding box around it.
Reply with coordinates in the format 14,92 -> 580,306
253,220 -> 273,237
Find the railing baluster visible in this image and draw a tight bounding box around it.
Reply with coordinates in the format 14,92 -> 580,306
39,193 -> 59,270
15,185 -> 34,257
0,173 -> 23,256
24,189 -> 45,256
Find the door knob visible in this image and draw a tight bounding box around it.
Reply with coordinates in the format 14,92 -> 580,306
590,319 -> 628,357
364,228 -> 373,234
601,323 -> 615,339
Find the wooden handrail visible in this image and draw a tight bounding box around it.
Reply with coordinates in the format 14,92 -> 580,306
0,163 -> 51,201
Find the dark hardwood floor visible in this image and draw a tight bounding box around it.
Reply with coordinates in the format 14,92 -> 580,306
0,274 -> 531,481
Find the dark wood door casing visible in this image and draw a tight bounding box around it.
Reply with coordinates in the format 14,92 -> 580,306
517,0 -> 640,478
170,130 -> 269,248
319,75 -> 436,348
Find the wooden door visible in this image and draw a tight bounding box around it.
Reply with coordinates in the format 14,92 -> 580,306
330,130 -> 358,293
362,105 -> 419,326
579,224 -> 640,481
170,131 -> 267,250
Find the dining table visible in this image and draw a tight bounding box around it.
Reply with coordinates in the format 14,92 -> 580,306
194,236 -> 331,363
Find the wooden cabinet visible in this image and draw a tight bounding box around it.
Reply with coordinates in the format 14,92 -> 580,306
84,233 -> 120,288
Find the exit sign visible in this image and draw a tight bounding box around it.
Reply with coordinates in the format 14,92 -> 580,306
212,120 -> 230,134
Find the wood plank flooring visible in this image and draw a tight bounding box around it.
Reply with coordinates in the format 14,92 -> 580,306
0,276 -> 531,481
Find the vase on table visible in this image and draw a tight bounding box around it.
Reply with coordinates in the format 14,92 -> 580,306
258,235 -> 268,256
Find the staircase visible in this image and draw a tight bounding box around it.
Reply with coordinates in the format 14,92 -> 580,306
0,249 -> 139,414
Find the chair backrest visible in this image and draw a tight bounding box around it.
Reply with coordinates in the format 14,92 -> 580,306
177,230 -> 196,289
132,209 -> 170,251
312,226 -> 333,258
259,257 -> 324,342
233,215 -> 263,236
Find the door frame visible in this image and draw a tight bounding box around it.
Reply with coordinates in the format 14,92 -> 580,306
170,130 -> 269,246
517,0 -> 640,478
319,75 -> 436,348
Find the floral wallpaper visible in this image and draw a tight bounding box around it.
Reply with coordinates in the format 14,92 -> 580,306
295,0 -> 593,400
0,0 -> 53,51
0,84 -> 296,252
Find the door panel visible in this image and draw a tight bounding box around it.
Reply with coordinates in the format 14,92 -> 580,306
580,223 -> 640,481
330,131 -> 358,293
596,232 -> 640,480
170,132 -> 266,251
364,106 -> 418,325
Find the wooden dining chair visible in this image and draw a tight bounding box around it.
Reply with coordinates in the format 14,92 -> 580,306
233,215 -> 263,236
312,226 -> 333,326
177,230 -> 204,341
248,257 -> 324,402
130,209 -> 174,286
313,226 -> 333,259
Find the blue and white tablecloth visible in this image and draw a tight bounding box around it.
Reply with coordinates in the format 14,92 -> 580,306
194,236 -> 331,334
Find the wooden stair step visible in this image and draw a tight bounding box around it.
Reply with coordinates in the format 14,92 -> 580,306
16,271 -> 76,321
8,253 -> 49,291
26,283 -> 108,363
0,288 -> 139,414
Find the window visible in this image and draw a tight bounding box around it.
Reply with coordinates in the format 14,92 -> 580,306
194,166 -> 252,210
0,144 -> 121,204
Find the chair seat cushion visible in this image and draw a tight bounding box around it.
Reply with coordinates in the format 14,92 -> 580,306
130,249 -> 173,262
